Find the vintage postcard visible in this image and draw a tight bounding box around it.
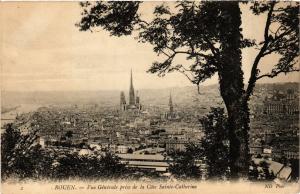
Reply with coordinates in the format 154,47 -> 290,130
1,1 -> 299,194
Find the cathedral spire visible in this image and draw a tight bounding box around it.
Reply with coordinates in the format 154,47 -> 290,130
169,92 -> 173,113
129,69 -> 135,105
130,69 -> 133,88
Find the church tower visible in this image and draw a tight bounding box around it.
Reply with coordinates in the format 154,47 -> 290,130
129,69 -> 135,106
120,91 -> 126,111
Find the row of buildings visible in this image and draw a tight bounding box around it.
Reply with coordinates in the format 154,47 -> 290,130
262,89 -> 299,115
249,87 -> 299,161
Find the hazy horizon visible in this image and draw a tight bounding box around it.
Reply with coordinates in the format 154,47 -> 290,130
1,81 -> 300,92
1,81 -> 298,93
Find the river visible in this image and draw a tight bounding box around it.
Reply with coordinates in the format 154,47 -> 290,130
1,104 -> 41,131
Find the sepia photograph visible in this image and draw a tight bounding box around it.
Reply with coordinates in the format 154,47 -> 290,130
1,1 -> 299,194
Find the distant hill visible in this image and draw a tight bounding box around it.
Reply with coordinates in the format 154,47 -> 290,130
1,82 -> 298,108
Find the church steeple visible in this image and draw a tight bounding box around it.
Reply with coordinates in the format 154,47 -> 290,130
129,69 -> 135,105
169,92 -> 173,113
130,69 -> 133,86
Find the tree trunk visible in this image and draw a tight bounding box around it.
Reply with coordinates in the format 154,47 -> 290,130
217,2 -> 250,178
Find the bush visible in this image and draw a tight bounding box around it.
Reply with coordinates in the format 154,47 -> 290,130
1,124 -> 53,180
1,124 -> 129,181
169,143 -> 202,180
200,107 -> 230,179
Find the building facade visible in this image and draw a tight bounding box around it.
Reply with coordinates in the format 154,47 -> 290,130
263,89 -> 299,115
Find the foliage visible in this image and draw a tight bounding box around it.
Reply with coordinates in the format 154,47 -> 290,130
249,160 -> 276,181
248,161 -> 259,180
169,108 -> 230,180
289,159 -> 299,181
245,2 -> 299,101
169,143 -> 202,180
258,161 -> 276,180
0,124 -> 50,180
200,107 -> 230,179
1,124 -> 129,181
78,1 -> 141,36
127,147 -> 133,153
65,130 -> 73,139
1,124 -> 21,178
52,152 -> 127,180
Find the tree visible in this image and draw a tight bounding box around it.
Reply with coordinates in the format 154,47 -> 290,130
1,124 -> 22,179
170,108 -> 230,180
77,1 -> 299,178
289,159 -> 299,181
246,2 -> 299,100
64,130 -> 73,146
1,124 -> 52,180
249,161 -> 259,180
52,151 -> 127,180
127,147 -> 133,153
169,143 -> 202,180
200,107 -> 230,179
65,130 -> 73,139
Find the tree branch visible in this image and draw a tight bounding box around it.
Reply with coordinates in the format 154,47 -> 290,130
257,68 -> 300,80
244,2 -> 275,103
203,35 -> 219,56
262,39 -> 298,57
136,18 -> 149,26
177,67 -> 195,83
174,50 -> 211,59
159,49 -> 172,58
164,45 -> 212,59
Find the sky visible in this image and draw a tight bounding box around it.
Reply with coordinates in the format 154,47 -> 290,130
1,2 -> 299,91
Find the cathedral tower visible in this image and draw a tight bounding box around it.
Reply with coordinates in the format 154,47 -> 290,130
120,91 -> 126,111
120,70 -> 142,113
